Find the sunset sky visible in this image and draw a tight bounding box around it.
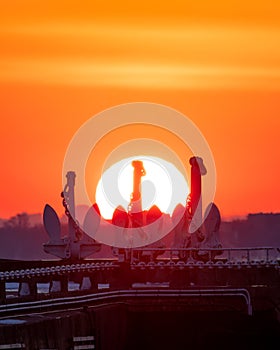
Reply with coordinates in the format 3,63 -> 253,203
0,1 -> 280,220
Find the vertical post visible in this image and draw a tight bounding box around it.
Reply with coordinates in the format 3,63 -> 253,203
189,157 -> 207,231
80,276 -> 92,291
18,280 -> 37,298
190,157 -> 202,221
50,276 -> 68,294
65,171 -> 76,241
128,160 -> 146,227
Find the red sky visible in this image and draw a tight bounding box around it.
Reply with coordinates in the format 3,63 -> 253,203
0,1 -> 280,220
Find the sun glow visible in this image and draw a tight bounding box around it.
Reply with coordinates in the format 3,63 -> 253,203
95,156 -> 189,219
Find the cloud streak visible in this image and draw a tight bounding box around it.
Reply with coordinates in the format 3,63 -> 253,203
1,21 -> 279,90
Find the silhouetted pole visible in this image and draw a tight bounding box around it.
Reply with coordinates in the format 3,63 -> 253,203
189,157 -> 207,231
64,171 -> 76,242
128,160 -> 146,226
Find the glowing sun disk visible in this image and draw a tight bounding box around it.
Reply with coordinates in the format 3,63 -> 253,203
95,156 -> 189,219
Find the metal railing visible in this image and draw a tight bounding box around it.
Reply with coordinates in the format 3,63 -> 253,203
0,288 -> 253,317
129,246 -> 280,267
0,247 -> 279,282
0,261 -> 119,281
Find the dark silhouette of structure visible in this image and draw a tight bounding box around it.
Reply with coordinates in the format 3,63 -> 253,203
1,156 -> 278,349
43,172 -> 101,259
42,156 -> 222,262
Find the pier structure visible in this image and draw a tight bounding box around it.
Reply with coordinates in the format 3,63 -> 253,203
0,156 -> 279,348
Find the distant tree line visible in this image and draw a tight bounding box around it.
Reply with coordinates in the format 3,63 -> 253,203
3,212 -> 30,229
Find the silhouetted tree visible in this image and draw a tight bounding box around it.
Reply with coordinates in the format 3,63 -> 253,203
3,212 -> 30,229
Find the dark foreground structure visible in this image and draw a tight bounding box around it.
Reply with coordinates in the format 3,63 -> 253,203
0,293 -> 279,349
0,157 -> 279,348
0,255 -> 279,349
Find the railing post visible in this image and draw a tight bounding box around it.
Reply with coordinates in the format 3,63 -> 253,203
49,276 -> 68,294
80,276 -> 92,291
18,280 -> 37,298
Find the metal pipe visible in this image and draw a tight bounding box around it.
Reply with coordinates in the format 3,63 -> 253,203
0,288 -> 253,316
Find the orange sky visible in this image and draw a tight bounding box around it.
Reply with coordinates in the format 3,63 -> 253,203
0,1 -> 280,220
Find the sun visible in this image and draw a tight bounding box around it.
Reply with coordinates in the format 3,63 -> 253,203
95,156 -> 189,219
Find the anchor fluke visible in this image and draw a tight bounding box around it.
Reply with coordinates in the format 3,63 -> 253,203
43,204 -> 61,242
83,203 -> 101,235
